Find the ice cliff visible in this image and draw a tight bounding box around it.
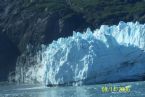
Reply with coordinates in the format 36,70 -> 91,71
10,21 -> 145,86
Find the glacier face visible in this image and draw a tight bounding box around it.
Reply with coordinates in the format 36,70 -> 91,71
11,21 -> 145,86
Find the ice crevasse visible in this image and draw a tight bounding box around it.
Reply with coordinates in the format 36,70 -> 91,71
11,21 -> 145,86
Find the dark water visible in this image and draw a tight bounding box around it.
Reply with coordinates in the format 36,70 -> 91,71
0,81 -> 145,97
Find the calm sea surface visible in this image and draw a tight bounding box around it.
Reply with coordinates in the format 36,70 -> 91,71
0,81 -> 145,97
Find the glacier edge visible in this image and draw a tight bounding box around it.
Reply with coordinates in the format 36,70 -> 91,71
9,21 -> 145,86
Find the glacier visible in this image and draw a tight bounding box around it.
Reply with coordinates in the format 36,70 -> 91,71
9,21 -> 145,86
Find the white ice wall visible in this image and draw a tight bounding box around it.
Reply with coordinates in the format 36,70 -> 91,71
12,21 -> 145,86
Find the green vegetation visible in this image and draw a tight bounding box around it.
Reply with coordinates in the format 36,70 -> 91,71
22,0 -> 145,27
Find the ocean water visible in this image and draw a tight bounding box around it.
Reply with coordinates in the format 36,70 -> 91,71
0,81 -> 145,97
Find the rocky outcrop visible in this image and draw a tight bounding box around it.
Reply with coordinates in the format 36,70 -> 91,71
0,0 -> 91,53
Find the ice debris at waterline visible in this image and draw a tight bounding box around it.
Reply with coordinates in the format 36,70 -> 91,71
9,21 -> 145,86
